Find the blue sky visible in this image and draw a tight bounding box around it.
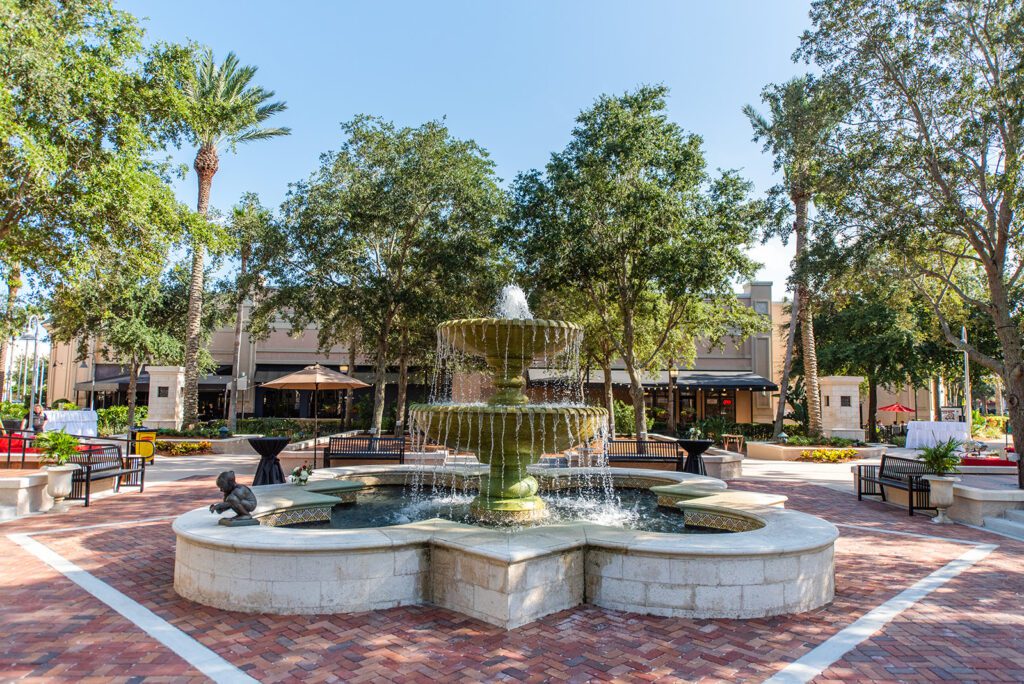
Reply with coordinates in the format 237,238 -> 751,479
123,0 -> 813,295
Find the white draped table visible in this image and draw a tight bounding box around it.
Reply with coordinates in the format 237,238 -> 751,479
904,420 -> 969,449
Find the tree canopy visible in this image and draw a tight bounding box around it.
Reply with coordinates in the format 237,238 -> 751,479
252,116 -> 508,431
801,0 -> 1024,467
511,85 -> 768,437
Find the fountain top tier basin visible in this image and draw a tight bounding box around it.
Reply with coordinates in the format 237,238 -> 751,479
439,317 -> 581,362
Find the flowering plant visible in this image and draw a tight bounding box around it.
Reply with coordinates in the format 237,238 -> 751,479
290,463 -> 313,485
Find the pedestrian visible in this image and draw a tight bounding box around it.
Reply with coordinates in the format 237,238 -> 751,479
21,404 -> 47,435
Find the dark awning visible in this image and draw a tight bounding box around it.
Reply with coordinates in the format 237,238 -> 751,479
74,373 -> 232,391
529,368 -> 777,391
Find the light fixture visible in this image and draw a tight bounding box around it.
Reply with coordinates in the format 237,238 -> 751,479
339,364 -> 349,374
668,366 -> 678,381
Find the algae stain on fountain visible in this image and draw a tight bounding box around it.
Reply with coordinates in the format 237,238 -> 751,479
409,286 -> 609,524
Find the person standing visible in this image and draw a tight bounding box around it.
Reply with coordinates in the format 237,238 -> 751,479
21,404 -> 46,434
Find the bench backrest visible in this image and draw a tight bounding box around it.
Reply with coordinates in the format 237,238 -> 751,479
605,439 -> 680,459
69,444 -> 123,471
327,436 -> 405,456
878,454 -> 932,479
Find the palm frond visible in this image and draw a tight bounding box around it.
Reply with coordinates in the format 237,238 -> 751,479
183,48 -> 290,151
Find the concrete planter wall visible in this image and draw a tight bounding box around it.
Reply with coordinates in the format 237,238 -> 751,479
747,442 -> 885,461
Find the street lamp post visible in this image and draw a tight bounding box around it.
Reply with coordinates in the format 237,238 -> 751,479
21,316 -> 41,430
962,326 -> 972,438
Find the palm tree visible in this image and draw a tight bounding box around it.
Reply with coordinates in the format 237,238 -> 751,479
180,50 -> 289,424
744,75 -> 845,437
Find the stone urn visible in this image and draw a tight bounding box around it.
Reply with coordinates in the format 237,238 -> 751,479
45,464 -> 80,503
922,474 -> 960,524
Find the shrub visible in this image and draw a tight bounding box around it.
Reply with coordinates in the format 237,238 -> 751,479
798,448 -> 860,463
155,440 -> 214,456
50,399 -> 78,410
783,435 -> 864,448
611,400 -> 652,436
156,423 -> 228,439
0,401 -> 27,420
96,405 -> 148,435
730,422 -> 775,441
236,417 -> 348,439
891,435 -> 907,447
696,415 -> 732,443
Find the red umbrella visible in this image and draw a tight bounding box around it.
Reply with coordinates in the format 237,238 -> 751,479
877,402 -> 915,413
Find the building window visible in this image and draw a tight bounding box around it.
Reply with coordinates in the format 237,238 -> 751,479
157,386 -> 169,398
825,395 -> 830,407
754,301 -> 769,315
703,388 -> 736,422
840,395 -> 851,407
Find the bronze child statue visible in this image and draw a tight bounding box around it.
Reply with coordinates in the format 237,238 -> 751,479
210,470 -> 258,526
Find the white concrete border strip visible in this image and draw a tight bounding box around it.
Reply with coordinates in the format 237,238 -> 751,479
9,531 -> 257,684
762,542 -> 997,684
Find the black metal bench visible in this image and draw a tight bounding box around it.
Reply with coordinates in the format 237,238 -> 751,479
604,439 -> 685,471
323,436 -> 405,467
856,454 -> 934,516
68,444 -> 146,507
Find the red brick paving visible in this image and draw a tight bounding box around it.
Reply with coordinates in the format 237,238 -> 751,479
1,476 -> 1022,683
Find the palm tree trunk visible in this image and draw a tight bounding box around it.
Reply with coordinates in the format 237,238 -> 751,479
793,195 -> 823,436
184,145 -> 219,426
227,243 -> 250,431
773,293 -> 800,436
0,264 -> 21,401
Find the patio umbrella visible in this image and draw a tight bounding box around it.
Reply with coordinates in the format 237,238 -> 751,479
260,364 -> 369,468
877,403 -> 915,413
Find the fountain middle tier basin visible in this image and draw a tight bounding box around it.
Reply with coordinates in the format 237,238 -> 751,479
409,404 -> 608,523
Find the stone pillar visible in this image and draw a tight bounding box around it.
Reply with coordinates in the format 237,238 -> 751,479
819,376 -> 865,441
146,366 -> 185,429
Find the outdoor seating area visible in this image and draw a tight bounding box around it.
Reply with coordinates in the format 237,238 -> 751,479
322,435 -> 406,467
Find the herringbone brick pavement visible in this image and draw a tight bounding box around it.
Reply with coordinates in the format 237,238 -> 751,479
1,474 -> 1022,682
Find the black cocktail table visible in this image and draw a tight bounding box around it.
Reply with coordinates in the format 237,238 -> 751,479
250,436 -> 291,486
677,439 -> 715,476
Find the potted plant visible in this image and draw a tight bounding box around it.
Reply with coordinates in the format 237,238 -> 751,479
920,438 -> 961,524
36,430 -> 81,503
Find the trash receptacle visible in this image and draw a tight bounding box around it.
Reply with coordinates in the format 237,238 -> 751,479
130,427 -> 157,462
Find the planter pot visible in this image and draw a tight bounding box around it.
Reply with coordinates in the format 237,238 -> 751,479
922,474 -> 960,524
45,464 -> 80,503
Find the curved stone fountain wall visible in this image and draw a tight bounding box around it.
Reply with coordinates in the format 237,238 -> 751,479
174,466 -> 838,628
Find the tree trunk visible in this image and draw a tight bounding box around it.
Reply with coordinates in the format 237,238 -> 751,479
773,292 -> 800,436
394,329 -> 409,438
0,264 -> 21,401
793,196 -> 823,436
344,342 -> 356,429
126,359 -> 140,430
370,322 -> 392,434
227,243 -> 250,432
867,375 -> 878,442
626,365 -> 646,441
932,377 -> 942,421
184,144 -> 219,426
985,276 -> 1024,489
602,361 -> 614,438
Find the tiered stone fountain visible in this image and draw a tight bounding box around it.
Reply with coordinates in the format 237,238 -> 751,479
409,311 -> 607,523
